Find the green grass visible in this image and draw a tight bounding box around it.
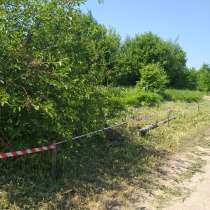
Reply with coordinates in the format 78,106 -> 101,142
164,89 -> 204,102
101,86 -> 140,106
99,86 -> 140,106
101,87 -> 205,106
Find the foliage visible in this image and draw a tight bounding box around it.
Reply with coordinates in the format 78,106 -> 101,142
112,37 -> 140,86
97,86 -> 125,118
137,64 -> 168,93
121,87 -> 140,106
100,30 -> 121,86
0,0 -> 122,148
183,67 -> 198,90
137,91 -> 163,106
164,89 -> 204,102
112,32 -> 187,87
197,64 -> 210,91
100,86 -> 141,106
163,41 -> 187,88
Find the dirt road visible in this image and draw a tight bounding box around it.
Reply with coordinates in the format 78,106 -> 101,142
164,148 -> 210,210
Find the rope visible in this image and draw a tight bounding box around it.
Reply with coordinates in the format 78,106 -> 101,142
55,109 -> 174,146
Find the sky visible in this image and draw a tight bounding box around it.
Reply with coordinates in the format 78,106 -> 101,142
81,0 -> 210,68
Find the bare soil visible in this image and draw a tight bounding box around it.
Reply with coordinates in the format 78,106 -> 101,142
162,146 -> 210,210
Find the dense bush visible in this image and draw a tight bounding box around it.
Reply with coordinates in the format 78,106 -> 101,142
97,87 -> 125,117
137,91 -> 163,106
137,64 -> 168,93
121,88 -> 140,106
0,0 -> 121,148
134,64 -> 167,106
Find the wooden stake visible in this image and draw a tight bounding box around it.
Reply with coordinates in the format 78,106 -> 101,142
167,111 -> 171,126
197,102 -> 200,113
139,116 -> 176,136
51,141 -> 57,181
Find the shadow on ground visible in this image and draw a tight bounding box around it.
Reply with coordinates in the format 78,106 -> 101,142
0,130 -> 170,209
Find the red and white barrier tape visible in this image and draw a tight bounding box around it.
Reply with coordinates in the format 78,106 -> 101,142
0,144 -> 56,160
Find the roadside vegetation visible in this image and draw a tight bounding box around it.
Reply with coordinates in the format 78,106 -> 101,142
0,0 -> 210,209
1,100 -> 210,209
164,89 -> 204,102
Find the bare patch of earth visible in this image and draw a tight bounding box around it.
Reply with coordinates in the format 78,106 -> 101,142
86,130 -> 210,210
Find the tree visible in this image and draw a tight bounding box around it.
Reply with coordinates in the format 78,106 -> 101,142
197,64 -> 210,91
112,36 -> 140,86
68,11 -> 121,86
163,41 -> 187,88
0,0 -> 117,147
183,67 -> 198,90
101,30 -> 121,86
113,32 -> 187,87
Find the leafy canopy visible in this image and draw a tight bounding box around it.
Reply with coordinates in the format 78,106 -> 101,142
113,32 -> 186,87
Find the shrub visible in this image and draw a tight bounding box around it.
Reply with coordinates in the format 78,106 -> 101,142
137,91 -> 163,106
137,64 -> 168,93
121,88 -> 139,105
0,1 -> 121,149
98,86 -> 125,117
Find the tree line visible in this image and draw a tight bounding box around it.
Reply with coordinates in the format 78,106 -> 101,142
0,0 -> 209,148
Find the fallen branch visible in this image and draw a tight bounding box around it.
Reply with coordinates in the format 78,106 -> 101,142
139,116 -> 176,136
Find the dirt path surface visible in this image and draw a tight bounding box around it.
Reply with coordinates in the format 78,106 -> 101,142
203,96 -> 210,101
88,128 -> 210,210
163,147 -> 210,210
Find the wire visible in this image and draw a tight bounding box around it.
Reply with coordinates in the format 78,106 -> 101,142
55,109 -> 174,146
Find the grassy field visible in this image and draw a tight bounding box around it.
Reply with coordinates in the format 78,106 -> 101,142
0,89 -> 210,210
164,89 -> 204,102
102,87 -> 205,107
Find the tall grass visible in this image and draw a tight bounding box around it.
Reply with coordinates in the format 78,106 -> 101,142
100,86 -> 140,106
124,88 -> 205,104
164,89 -> 204,102
100,87 -> 205,107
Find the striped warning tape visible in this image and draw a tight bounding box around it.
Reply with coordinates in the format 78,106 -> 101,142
0,110 -> 177,160
0,144 -> 56,159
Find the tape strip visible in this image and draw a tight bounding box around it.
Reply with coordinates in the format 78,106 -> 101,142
0,144 -> 56,159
